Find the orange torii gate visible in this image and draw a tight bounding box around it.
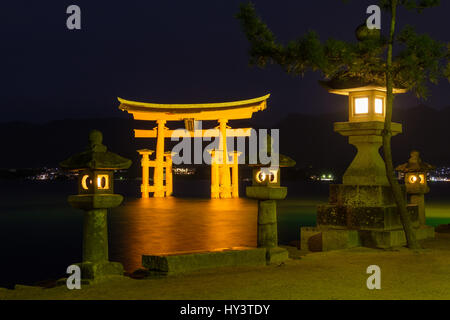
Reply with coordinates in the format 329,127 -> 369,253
118,94 -> 270,199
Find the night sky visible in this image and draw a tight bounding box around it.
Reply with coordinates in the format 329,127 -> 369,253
1,0 -> 449,124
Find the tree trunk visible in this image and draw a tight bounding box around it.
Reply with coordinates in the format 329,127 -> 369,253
383,0 -> 420,249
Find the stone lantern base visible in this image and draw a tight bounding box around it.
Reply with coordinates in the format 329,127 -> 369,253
301,120 -> 434,251
78,261 -> 124,281
301,184 -> 434,251
68,195 -> 126,282
57,261 -> 124,287
246,186 -> 289,264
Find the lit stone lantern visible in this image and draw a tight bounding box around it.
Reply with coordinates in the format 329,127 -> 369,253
328,84 -> 397,123
300,76 -> 431,251
246,151 -> 295,264
322,77 -> 406,122
320,78 -> 406,186
60,130 -> 131,281
396,150 -> 435,226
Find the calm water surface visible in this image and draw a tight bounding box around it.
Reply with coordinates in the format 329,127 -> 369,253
109,197 -> 258,273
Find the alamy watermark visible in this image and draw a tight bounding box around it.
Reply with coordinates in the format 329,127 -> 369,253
168,122 -> 279,167
66,264 -> 81,289
66,5 -> 81,30
366,265 -> 381,290
366,5 -> 381,30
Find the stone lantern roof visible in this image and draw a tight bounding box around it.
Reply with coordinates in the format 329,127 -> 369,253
319,76 -> 407,96
396,150 -> 435,173
247,134 -> 296,168
247,153 -> 296,168
278,154 -> 296,168
60,130 -> 132,171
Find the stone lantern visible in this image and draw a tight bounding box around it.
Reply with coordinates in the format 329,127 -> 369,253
300,76 -> 433,251
246,151 -> 295,264
60,130 -> 132,281
396,150 -> 435,226
321,78 -> 407,186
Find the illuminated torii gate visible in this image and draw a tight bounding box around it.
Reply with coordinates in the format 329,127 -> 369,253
118,94 -> 270,199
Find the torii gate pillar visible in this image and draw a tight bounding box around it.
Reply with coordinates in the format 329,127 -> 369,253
210,150 -> 220,199
138,149 -> 154,199
230,151 -> 241,198
218,119 -> 232,199
154,119 -> 166,198
164,151 -> 174,197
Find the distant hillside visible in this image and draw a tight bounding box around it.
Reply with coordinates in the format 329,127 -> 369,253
1,105 -> 449,175
0,118 -> 143,177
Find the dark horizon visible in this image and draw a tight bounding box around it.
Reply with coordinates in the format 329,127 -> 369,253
2,103 -> 450,172
1,1 -> 449,124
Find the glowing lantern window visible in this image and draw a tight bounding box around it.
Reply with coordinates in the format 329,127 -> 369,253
256,170 -> 267,183
408,174 -> 425,184
408,175 -> 418,184
375,98 -> 384,114
97,174 -> 110,190
269,171 -> 277,183
419,174 -> 425,184
81,175 -> 92,190
255,168 -> 279,185
354,97 -> 369,114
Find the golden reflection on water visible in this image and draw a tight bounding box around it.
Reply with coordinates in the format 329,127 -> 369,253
109,197 -> 258,272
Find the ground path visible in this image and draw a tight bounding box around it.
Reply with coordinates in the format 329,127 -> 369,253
2,234 -> 450,300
